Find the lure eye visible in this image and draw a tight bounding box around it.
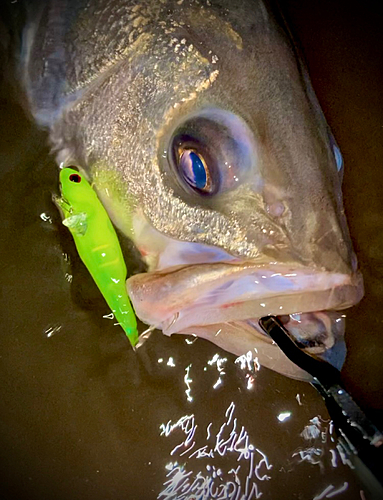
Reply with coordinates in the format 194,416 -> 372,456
69,173 -> 82,183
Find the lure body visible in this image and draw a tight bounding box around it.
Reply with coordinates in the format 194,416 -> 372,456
55,168 -> 138,346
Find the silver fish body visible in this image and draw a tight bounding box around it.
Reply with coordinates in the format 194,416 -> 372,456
22,0 -> 364,379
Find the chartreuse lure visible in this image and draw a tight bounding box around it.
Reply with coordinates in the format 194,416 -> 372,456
54,167 -> 138,347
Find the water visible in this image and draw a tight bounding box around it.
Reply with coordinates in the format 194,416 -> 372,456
0,1 -> 382,499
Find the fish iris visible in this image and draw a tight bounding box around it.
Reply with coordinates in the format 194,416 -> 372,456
180,150 -> 208,190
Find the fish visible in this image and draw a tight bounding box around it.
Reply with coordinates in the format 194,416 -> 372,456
21,0 -> 364,380
54,167 -> 138,346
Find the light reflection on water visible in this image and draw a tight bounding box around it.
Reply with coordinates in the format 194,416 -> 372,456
235,350 -> 260,391
157,400 -> 353,500
159,402 -> 271,500
153,353 -> 357,500
206,353 -> 227,390
184,364 -> 193,402
313,483 -> 349,500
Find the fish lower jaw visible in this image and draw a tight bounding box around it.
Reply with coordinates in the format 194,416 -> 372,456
157,307 -> 349,381
128,264 -> 363,380
169,312 -> 347,382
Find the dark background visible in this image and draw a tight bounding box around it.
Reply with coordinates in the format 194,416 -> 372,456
0,1 -> 382,499
278,0 -> 383,417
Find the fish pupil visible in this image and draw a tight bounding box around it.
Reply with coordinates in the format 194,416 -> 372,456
180,150 -> 207,189
69,174 -> 82,183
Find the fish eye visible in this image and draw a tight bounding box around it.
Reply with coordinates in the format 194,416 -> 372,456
69,173 -> 82,183
328,133 -> 343,173
179,149 -> 212,192
333,143 -> 343,172
171,135 -> 217,195
168,108 -> 258,197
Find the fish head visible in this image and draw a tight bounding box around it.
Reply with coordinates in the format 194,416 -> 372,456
24,0 -> 363,379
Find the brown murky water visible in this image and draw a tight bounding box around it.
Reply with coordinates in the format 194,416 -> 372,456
0,1 -> 382,499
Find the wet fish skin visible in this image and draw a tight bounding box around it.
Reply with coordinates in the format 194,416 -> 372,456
24,0 -> 350,268
22,0 -> 363,379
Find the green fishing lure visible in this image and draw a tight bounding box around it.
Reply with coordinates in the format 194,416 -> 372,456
54,167 -> 138,347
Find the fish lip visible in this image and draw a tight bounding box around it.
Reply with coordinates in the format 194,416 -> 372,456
126,261 -> 364,334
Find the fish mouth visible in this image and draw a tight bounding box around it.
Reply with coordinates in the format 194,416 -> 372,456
126,261 -> 364,379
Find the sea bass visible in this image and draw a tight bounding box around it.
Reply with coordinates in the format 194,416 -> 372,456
21,0 -> 364,379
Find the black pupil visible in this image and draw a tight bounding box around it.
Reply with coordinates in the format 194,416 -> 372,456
69,174 -> 81,183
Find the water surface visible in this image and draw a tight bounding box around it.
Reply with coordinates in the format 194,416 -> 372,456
0,1 -> 382,499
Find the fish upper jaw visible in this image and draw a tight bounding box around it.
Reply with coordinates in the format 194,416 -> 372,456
126,261 -> 364,335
